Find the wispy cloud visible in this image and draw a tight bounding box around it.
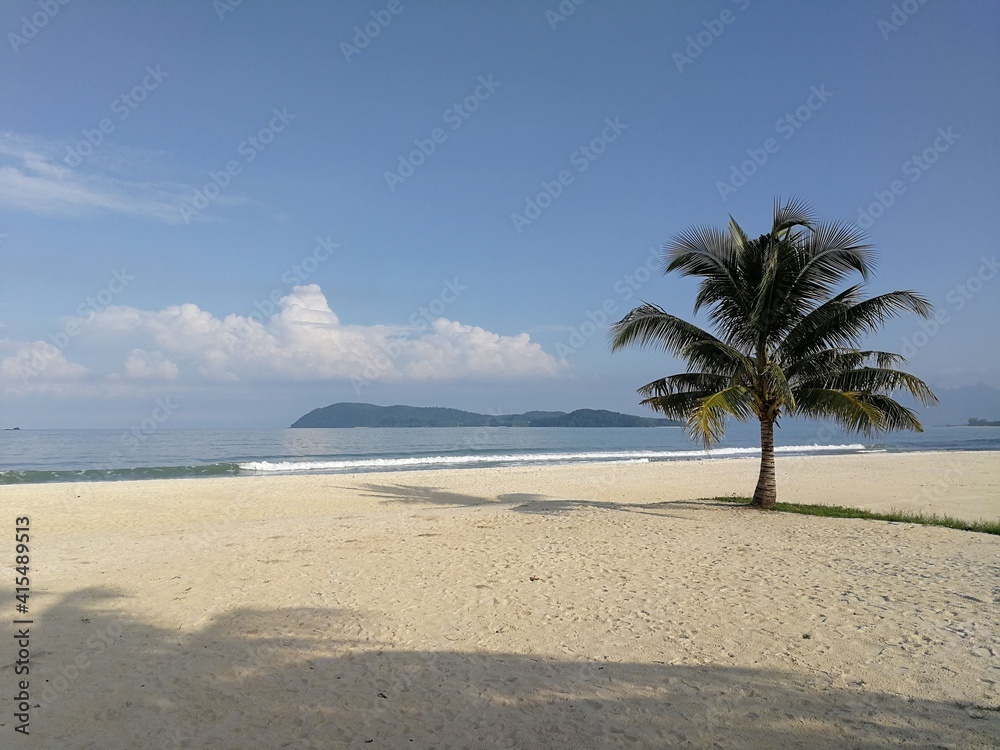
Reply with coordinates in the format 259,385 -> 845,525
0,132 -> 246,223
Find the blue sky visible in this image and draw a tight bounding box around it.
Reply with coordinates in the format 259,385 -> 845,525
1,0 -> 998,428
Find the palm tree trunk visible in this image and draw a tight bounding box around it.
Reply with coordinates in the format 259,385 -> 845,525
751,417 -> 777,508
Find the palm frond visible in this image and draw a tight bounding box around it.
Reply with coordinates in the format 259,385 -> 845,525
793,388 -> 924,434
771,196 -> 815,237
785,348 -> 908,382
664,224 -> 735,277
637,372 -> 732,399
856,394 -> 925,432
665,225 -> 751,328
611,197 -> 937,457
804,367 -> 938,407
727,215 -> 751,250
684,386 -> 757,448
781,290 -> 932,361
749,235 -> 813,348
800,220 -> 875,283
681,339 -> 755,378
639,391 -> 715,421
609,304 -> 719,355
761,360 -> 796,414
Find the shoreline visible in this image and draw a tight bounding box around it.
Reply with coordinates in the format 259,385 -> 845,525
2,451 -> 997,747
4,444 -> 999,492
3,451 -> 998,524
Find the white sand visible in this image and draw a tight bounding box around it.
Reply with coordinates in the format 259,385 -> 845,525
1,451 -> 998,748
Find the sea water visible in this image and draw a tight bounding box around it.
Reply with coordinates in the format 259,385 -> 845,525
2,422 -> 998,484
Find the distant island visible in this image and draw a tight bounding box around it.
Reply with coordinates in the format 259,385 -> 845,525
290,403 -> 680,428
967,418 -> 1000,427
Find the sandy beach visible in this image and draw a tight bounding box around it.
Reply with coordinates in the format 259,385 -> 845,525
2,451 -> 998,748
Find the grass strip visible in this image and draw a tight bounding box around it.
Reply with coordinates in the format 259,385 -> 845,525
708,496 -> 1000,536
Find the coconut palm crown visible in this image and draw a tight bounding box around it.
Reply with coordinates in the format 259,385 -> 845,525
610,198 -> 937,508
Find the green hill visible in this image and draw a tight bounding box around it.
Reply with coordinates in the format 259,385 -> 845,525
528,409 -> 676,427
289,403 -> 678,428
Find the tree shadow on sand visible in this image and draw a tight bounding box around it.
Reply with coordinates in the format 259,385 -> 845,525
11,586 -> 997,749
347,482 -> 722,520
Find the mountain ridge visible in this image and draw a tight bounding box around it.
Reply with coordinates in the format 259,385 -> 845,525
290,403 -> 680,428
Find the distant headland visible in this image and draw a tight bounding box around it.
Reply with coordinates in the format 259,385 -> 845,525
290,403 -> 680,428
967,418 -> 1000,427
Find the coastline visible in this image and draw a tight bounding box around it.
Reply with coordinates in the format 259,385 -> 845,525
4,423 -> 999,485
5,450 -> 997,526
2,451 -> 998,747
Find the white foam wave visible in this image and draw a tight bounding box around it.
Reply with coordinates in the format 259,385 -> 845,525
238,443 -> 866,473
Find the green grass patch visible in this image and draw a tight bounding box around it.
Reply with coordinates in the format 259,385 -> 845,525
707,496 -> 1000,535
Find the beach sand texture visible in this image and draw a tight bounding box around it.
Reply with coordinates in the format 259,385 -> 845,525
2,452 -> 998,748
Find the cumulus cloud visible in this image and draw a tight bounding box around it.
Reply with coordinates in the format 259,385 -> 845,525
0,339 -> 89,395
123,349 -> 180,380
1,285 -> 564,396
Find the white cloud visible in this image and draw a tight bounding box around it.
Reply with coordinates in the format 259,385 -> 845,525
123,349 -> 179,380
0,132 -> 245,223
1,285 -> 564,396
0,339 -> 89,395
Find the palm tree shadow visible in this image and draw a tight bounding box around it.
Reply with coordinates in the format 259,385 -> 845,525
18,586 -> 998,749
347,482 -> 703,520
347,482 -> 517,506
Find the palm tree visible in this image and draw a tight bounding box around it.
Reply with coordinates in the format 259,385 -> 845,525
610,198 -> 937,509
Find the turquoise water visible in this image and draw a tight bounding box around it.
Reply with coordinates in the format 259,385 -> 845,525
2,422 -> 998,485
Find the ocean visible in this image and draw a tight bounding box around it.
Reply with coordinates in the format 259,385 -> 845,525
2,421 -> 998,485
